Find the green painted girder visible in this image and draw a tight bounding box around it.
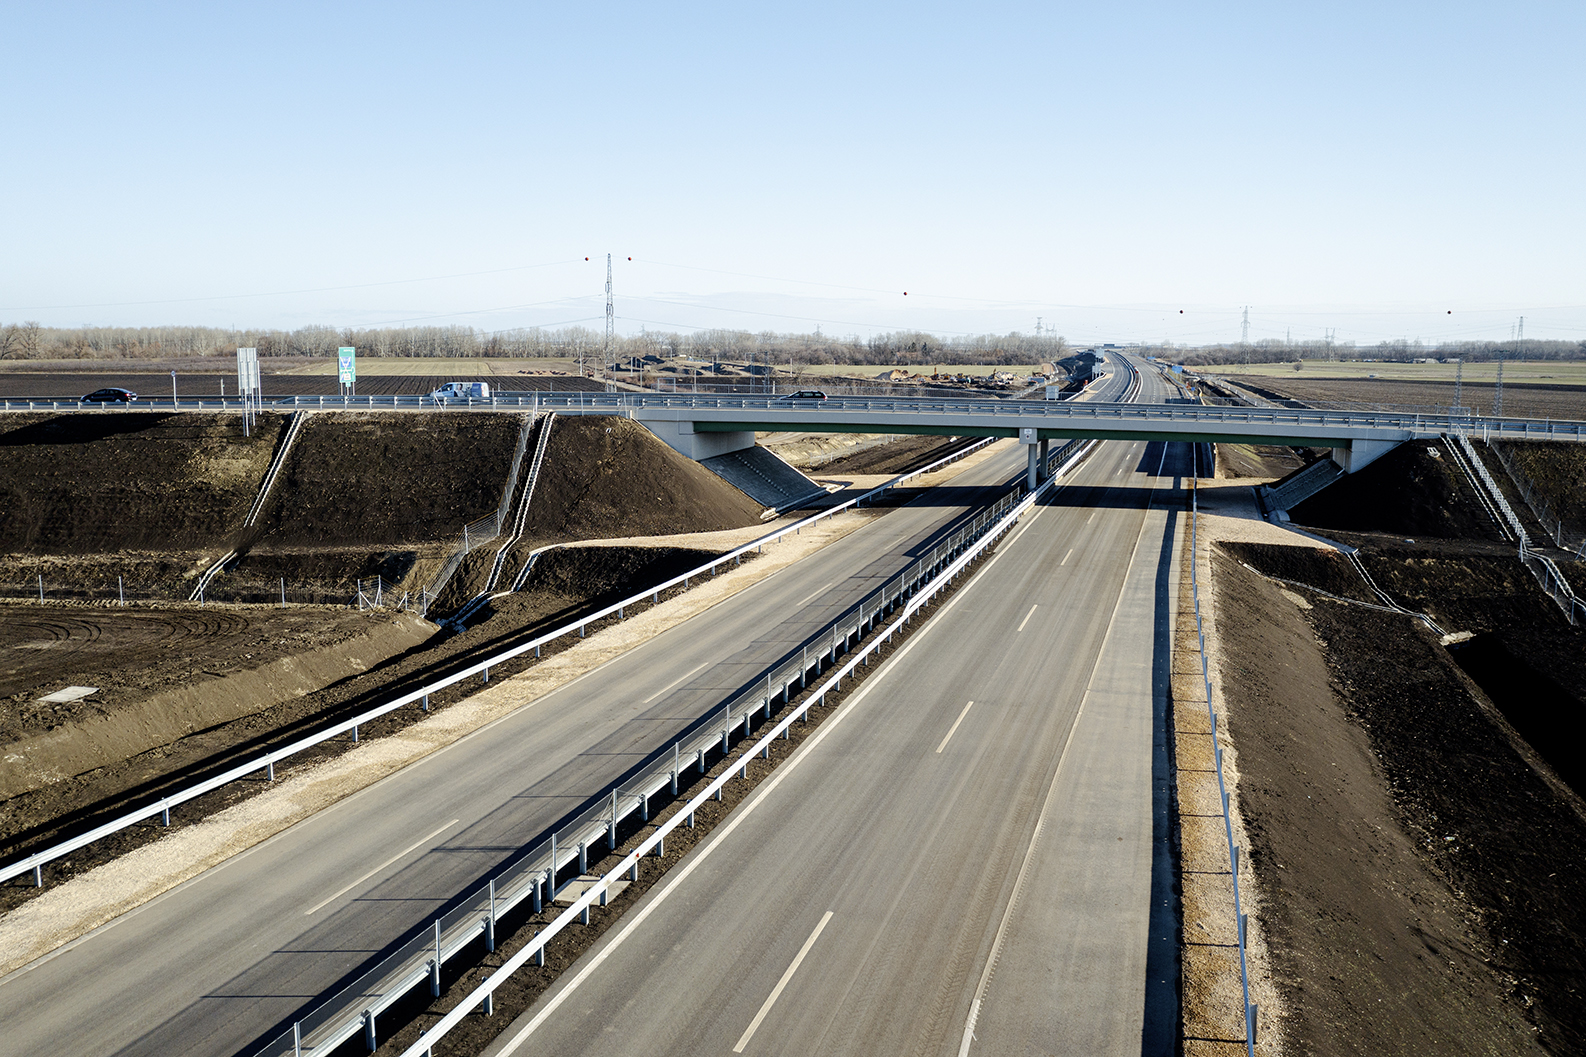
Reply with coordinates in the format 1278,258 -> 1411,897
697,420 -> 1356,448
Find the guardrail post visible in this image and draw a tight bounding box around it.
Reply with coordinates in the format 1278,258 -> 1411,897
482,666 -> 489,683
483,990 -> 494,1016
364,1009 -> 376,1050
33,864 -> 42,887
641,793 -> 649,823
162,803 -> 170,826
266,761 -> 275,781
578,841 -> 587,874
293,1020 -> 301,1056
487,879 -> 497,951
431,920 -> 442,995
549,832 -> 557,898
672,743 -> 680,795
534,931 -> 545,966
422,693 -> 430,711
609,789 -> 618,850
352,724 -> 358,743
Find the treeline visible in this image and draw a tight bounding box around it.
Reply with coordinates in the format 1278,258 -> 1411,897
0,321 -> 1071,367
1160,338 -> 1586,367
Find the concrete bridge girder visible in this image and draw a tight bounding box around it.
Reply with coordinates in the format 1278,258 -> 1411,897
629,408 -> 1426,474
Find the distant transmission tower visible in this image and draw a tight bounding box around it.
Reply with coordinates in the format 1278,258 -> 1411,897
1494,353 -> 1505,417
604,254 -> 615,392
1517,315 -> 1524,344
1453,357 -> 1464,416
1240,306 -> 1250,344
1035,317 -> 1043,337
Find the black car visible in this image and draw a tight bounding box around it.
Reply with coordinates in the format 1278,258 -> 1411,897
778,389 -> 828,400
82,388 -> 137,403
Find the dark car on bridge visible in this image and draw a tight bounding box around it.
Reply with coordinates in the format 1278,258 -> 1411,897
778,390 -> 827,401
81,388 -> 137,403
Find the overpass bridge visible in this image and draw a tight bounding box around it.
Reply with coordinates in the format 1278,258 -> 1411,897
515,391 -> 1586,473
7,388 -> 1584,474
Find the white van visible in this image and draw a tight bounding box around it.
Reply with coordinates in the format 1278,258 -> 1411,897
428,381 -> 491,403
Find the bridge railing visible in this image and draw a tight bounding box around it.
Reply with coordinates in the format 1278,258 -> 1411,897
6,391 -> 1583,442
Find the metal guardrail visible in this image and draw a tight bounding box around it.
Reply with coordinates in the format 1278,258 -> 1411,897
248,427 -> 1098,1057
1187,452 -> 1259,1057
7,391 -> 1586,443
250,483 -> 1036,1056
0,430 -> 1002,890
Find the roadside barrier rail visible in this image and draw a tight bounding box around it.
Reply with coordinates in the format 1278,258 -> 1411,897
249,428 -> 1097,1057
0,431 -> 999,891
1188,448 -> 1259,1055
6,391 -> 1585,444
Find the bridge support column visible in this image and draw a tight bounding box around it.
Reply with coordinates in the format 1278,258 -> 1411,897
1037,438 -> 1049,480
1330,437 -> 1401,473
1025,438 -> 1040,490
631,412 -> 755,461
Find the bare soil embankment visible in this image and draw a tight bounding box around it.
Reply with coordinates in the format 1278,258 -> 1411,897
1196,432 -> 1586,1053
1231,376 -> 1586,420
0,409 -> 774,911
0,545 -> 738,912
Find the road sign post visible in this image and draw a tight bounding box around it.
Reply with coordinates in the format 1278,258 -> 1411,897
236,347 -> 260,435
338,347 -> 356,398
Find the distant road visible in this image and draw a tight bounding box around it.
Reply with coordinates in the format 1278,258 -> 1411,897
482,358 -> 1186,1057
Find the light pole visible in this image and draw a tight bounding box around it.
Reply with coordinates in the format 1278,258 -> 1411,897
170,371 -> 178,408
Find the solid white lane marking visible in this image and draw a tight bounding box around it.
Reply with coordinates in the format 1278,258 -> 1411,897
640,661 -> 710,704
305,819 -> 459,915
936,700 -> 976,754
1016,604 -> 1038,632
794,582 -> 835,607
732,910 -> 835,1052
1060,549 -> 1073,566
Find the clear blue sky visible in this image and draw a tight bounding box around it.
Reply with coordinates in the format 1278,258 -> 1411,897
4,1 -> 1582,346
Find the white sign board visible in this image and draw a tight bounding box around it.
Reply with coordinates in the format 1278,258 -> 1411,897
236,347 -> 260,396
1020,426 -> 1038,444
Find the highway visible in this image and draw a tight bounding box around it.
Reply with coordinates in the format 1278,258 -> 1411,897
482,363 -> 1187,1057
0,370 -> 1138,1056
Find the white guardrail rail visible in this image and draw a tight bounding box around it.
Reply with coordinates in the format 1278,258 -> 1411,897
0,434 -> 997,892
249,435 -> 1100,1057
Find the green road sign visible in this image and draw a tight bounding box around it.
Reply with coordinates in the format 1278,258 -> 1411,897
338,347 -> 356,385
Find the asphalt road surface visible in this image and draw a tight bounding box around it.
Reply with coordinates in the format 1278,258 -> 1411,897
481,375 -> 1187,1057
0,376 -> 1147,1057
